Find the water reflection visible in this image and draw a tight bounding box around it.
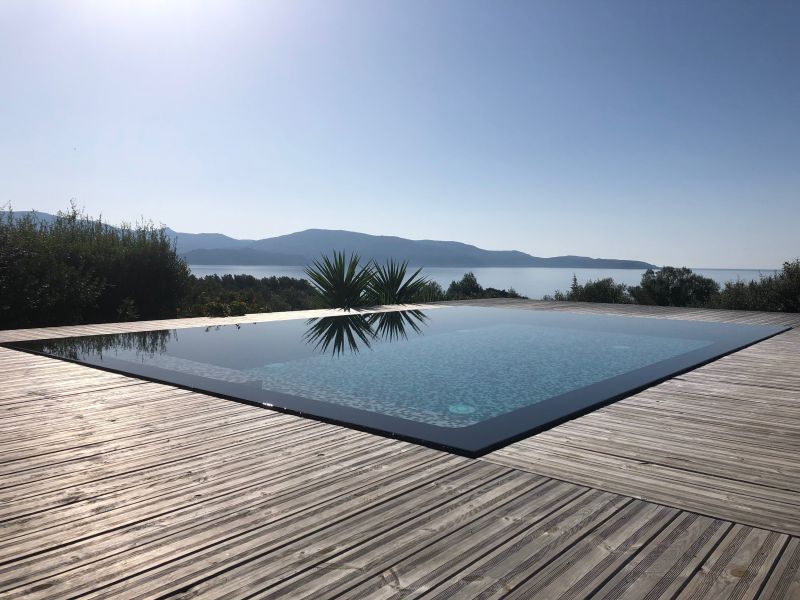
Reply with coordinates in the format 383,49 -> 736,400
23,310 -> 428,362
304,313 -> 375,356
368,309 -> 427,341
304,309 -> 428,356
31,329 -> 174,360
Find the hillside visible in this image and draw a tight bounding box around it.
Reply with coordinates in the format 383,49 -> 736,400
182,228 -> 656,268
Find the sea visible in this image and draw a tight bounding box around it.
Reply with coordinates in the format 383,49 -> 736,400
188,265 -> 775,300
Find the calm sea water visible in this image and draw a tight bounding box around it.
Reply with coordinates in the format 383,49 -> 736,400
188,264 -> 774,300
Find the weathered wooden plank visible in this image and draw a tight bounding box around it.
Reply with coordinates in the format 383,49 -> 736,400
590,513 -> 731,599
759,537 -> 800,600
334,479 -> 590,600
4,452 -> 465,599
675,524 -> 787,600
418,490 -> 630,599
0,424 -> 366,540
266,477 -> 580,600
504,502 -> 678,599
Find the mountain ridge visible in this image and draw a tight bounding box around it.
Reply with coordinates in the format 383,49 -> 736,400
4,211 -> 658,269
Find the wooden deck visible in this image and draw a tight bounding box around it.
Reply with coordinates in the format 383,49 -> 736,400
1,300 -> 799,598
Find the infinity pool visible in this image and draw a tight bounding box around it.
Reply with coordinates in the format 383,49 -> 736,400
5,306 -> 787,455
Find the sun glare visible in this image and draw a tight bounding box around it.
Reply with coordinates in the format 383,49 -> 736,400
72,0 -> 231,33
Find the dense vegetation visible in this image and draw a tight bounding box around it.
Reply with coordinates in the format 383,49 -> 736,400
714,261 -> 800,312
0,209 -> 524,329
547,275 -> 631,304
443,271 -> 524,300
629,267 -> 721,307
1,206 -> 191,328
180,274 -> 321,317
545,262 -> 800,312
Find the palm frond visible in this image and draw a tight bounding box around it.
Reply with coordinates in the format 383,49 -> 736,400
304,251 -> 374,310
367,309 -> 428,341
368,259 -> 430,305
304,314 -> 375,355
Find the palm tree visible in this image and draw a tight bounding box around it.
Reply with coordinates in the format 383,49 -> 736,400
304,251 -> 374,310
368,259 -> 429,305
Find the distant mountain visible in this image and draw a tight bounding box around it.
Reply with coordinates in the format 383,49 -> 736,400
243,229 -> 542,267
181,228 -> 657,269
4,212 -> 658,269
162,228 -> 253,254
4,210 -> 59,226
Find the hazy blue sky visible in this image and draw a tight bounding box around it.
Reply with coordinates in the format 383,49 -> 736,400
1,1 -> 798,268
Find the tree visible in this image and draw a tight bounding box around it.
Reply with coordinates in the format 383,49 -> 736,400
446,272 -> 483,299
629,267 -> 719,307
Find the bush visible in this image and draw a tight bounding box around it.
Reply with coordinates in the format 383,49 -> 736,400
203,301 -> 231,317
414,280 -> 446,302
0,206 -> 190,329
227,300 -> 249,316
628,267 -> 719,307
179,274 -> 322,317
547,275 -> 631,303
446,272 -> 483,299
546,262 -> 799,313
715,260 -> 800,312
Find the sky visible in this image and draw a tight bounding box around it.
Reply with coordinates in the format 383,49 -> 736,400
1,1 -> 798,268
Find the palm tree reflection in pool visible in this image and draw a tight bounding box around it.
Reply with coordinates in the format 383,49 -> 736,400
304,310 -> 428,356
368,309 -> 427,342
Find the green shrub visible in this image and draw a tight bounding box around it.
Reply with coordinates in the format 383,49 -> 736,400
482,287 -> 522,299
227,300 -> 249,316
414,280 -> 446,302
548,275 -> 631,303
0,206 -> 190,329
203,301 -> 231,317
628,267 -> 719,307
446,272 -> 484,299
546,263 -> 799,313
444,272 -> 526,301
116,297 -> 140,321
716,260 -> 800,312
180,274 -> 320,317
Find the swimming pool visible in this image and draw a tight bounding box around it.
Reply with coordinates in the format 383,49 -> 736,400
5,306 -> 788,456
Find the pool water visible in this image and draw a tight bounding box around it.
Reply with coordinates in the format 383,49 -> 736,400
5,306 -> 787,456
243,323 -> 709,427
